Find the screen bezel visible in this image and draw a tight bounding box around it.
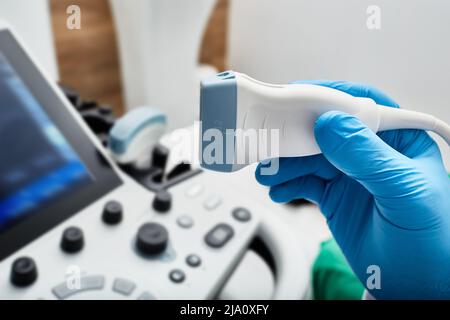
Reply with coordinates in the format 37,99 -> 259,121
0,29 -> 122,261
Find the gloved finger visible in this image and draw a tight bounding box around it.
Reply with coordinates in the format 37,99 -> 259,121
255,155 -> 340,186
314,110 -> 417,199
379,129 -> 440,160
291,80 -> 399,108
268,175 -> 325,205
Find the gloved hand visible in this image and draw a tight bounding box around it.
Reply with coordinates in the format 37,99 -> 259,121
255,80 -> 450,299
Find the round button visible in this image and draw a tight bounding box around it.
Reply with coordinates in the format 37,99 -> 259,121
136,223 -> 169,255
152,190 -> 172,213
169,269 -> 185,283
186,254 -> 201,267
102,200 -> 123,225
176,215 -> 194,229
10,257 -> 38,287
232,207 -> 252,222
61,226 -> 84,253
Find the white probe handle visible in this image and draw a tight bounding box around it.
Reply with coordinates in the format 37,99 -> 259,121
234,73 -> 450,164
235,75 -> 381,161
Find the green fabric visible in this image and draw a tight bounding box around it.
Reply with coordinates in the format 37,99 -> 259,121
312,238 -> 365,300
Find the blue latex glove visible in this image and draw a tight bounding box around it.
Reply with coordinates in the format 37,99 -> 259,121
255,81 -> 450,299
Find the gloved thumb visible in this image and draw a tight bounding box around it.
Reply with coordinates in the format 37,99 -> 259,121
314,111 -> 415,198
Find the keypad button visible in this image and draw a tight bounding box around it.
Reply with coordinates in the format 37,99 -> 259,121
232,207 -> 252,222
52,275 -> 105,299
205,223 -> 234,248
204,195 -> 222,210
186,254 -> 201,267
112,278 -> 136,296
185,184 -> 204,198
177,215 -> 194,229
137,291 -> 156,300
169,269 -> 185,283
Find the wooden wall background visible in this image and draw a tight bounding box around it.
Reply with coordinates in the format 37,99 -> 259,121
50,0 -> 228,115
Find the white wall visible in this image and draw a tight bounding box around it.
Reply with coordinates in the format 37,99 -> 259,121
0,0 -> 58,79
229,0 -> 450,168
109,0 -> 217,130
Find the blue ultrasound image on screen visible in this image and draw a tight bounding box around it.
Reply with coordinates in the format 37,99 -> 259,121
0,52 -> 93,229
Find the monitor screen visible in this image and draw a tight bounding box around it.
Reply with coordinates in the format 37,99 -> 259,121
0,51 -> 93,230
0,29 -> 122,260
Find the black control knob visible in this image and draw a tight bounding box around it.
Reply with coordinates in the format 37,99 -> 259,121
10,257 -> 38,287
102,200 -> 123,225
152,190 -> 172,213
61,227 -> 84,253
136,223 -> 169,255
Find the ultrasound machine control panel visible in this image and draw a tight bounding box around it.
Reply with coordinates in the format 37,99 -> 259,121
0,22 -> 309,300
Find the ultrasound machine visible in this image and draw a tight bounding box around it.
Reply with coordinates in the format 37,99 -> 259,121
0,22 -> 309,300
